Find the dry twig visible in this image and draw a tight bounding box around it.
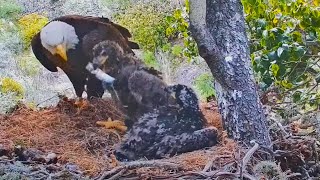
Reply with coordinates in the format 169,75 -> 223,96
97,160 -> 181,180
240,141 -> 259,179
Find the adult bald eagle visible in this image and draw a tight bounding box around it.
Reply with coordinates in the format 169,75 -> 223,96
31,15 -> 139,102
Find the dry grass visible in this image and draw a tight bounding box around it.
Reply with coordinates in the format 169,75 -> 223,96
0,97 -> 125,175
0,97 -> 226,178
200,101 -> 223,131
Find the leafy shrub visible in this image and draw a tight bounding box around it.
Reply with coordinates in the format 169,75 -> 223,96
193,73 -> 215,101
0,77 -> 24,114
142,50 -> 159,68
18,13 -> 48,49
114,2 -> 169,52
164,0 -> 199,59
253,161 -> 287,180
162,0 -> 320,108
0,92 -> 19,114
240,0 -> 320,110
0,77 -> 25,98
171,44 -> 184,57
0,19 -> 23,55
0,0 -> 23,19
17,51 -> 41,77
102,0 -> 131,12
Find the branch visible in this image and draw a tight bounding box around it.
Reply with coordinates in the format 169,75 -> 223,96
189,0 -> 219,59
240,141 -> 259,178
242,141 -> 259,169
189,0 -> 207,42
185,170 -> 257,180
97,160 -> 181,180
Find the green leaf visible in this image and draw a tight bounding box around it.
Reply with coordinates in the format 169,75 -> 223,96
271,63 -> 280,76
281,80 -> 293,89
161,43 -> 171,52
267,51 -> 278,61
293,91 -> 302,103
171,45 -> 183,57
173,9 -> 182,19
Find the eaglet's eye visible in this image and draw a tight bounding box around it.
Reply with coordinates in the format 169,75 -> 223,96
101,51 -> 107,56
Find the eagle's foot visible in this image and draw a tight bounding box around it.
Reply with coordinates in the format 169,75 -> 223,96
96,118 -> 127,132
74,98 -> 89,113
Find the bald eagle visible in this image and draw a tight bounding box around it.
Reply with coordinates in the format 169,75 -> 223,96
115,84 -> 218,161
31,15 -> 139,100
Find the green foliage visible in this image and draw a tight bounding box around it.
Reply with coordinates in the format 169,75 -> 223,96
0,172 -> 26,180
0,77 -> 24,114
253,161 -> 288,180
142,51 -> 159,68
102,0 -> 131,11
0,19 -> 23,55
18,13 -> 49,49
164,0 -> 199,59
171,44 -> 184,57
0,77 -> 24,98
17,52 -> 41,77
114,3 -> 169,52
194,73 -> 215,101
0,0 -> 23,19
0,92 -> 19,114
243,0 -> 320,108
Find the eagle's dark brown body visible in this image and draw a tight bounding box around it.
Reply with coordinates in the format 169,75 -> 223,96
31,15 -> 139,98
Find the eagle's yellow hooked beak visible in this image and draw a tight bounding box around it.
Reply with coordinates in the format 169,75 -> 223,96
55,44 -> 68,61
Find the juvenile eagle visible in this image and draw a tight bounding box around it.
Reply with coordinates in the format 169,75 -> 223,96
31,15 -> 139,103
91,40 -> 166,127
114,84 -> 218,161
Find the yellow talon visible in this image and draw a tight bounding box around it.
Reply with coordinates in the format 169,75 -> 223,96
96,118 -> 128,132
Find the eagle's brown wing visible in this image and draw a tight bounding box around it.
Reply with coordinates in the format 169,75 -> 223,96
53,15 -> 139,50
81,16 -> 133,38
86,16 -> 140,49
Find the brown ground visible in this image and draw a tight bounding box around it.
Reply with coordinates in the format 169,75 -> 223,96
0,97 -> 226,177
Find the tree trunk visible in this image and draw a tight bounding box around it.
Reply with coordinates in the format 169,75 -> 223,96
189,0 -> 271,146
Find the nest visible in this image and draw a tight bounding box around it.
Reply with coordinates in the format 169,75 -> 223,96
0,97 -> 125,175
6,97 -> 317,179
0,97 -> 227,178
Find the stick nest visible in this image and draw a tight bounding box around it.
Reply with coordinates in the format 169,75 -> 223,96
0,97 -> 125,175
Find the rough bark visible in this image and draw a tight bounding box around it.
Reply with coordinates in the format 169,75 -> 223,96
189,0 -> 271,146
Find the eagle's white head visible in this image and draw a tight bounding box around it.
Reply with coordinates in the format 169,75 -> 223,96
40,21 -> 79,61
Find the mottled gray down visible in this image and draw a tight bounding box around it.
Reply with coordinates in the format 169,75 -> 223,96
115,84 -> 218,161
